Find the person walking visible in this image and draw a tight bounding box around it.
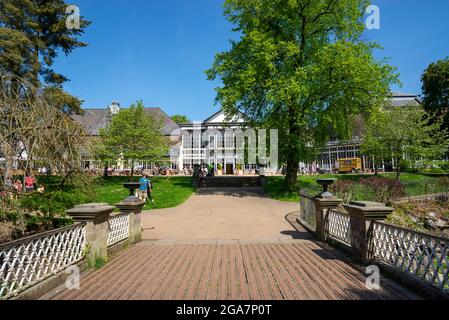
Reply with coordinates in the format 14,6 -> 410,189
137,174 -> 150,203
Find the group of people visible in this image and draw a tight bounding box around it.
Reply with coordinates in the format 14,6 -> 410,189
3,175 -> 39,193
299,162 -> 322,175
136,174 -> 155,204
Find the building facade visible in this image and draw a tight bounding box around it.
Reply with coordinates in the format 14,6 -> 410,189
76,92 -> 428,175
176,110 -> 265,174
73,102 -> 181,172
316,92 -> 422,172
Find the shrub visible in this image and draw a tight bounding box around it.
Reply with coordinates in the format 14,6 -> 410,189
359,176 -> 405,205
441,162 -> 449,172
20,189 -> 95,215
438,177 -> 449,193
330,180 -> 357,203
400,160 -> 418,173
0,207 -> 27,243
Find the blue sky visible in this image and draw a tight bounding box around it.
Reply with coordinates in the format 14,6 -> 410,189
55,0 -> 449,121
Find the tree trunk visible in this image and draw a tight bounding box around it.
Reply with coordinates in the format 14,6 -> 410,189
103,163 -> 109,178
285,156 -> 299,190
395,157 -> 401,180
284,105 -> 300,191
130,160 -> 135,182
60,172 -> 71,188
3,143 -> 13,187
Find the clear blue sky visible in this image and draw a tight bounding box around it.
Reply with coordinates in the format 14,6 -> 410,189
55,0 -> 449,121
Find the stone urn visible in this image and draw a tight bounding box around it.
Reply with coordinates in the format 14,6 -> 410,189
123,182 -> 141,198
316,178 -> 337,198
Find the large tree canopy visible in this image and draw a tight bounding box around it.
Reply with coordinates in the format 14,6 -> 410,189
207,0 -> 398,189
422,57 -> 449,133
0,0 -> 90,114
361,106 -> 449,180
171,114 -> 190,124
99,101 -> 170,179
0,69 -> 88,185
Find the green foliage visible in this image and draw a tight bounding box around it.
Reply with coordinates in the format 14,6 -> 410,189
330,176 -> 405,205
20,190 -> 95,215
361,106 -> 449,179
99,101 -> 170,179
207,0 -> 398,188
171,114 -> 190,124
0,204 -> 73,243
95,176 -> 196,210
400,160 -> 419,174
42,86 -> 84,115
92,256 -> 109,270
422,57 -> 449,133
264,173 -> 449,202
0,0 -> 90,114
18,173 -> 97,215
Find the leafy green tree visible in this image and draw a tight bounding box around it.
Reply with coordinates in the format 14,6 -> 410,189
171,114 -> 190,124
361,106 -> 449,180
99,101 -> 170,180
0,0 -> 90,114
89,137 -> 115,178
421,57 -> 449,133
207,0 -> 398,189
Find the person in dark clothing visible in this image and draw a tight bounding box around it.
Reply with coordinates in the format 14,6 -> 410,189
147,178 -> 154,203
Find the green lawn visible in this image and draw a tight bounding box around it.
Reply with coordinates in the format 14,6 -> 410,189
95,176 -> 196,210
264,173 -> 448,203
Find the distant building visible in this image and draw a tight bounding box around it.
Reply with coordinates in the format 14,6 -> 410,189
75,92 -> 427,174
73,102 -> 180,171
316,92 -> 423,172
177,109 -> 255,174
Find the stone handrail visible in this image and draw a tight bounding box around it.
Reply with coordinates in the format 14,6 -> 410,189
369,220 -> 449,296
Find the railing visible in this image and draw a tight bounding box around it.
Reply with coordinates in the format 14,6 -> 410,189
107,213 -> 130,247
299,192 -> 316,231
325,210 -> 352,246
369,222 -> 449,295
0,223 -> 86,300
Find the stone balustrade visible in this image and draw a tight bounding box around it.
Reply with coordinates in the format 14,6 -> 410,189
1,196 -> 145,300
298,180 -> 448,299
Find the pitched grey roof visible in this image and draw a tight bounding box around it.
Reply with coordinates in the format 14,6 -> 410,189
388,92 -> 421,107
144,108 -> 180,136
73,107 -> 179,136
72,109 -> 109,136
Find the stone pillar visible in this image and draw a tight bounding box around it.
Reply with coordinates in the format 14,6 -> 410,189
314,197 -> 343,242
343,201 -> 394,265
116,197 -> 145,243
66,203 -> 114,266
312,179 -> 343,241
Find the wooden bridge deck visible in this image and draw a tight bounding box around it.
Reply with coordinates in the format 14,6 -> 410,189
52,240 -> 418,300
